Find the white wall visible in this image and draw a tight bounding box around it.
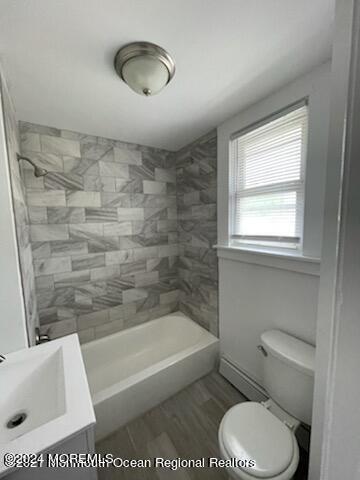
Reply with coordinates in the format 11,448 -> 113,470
219,259 -> 319,385
0,75 -> 28,354
217,63 -> 331,387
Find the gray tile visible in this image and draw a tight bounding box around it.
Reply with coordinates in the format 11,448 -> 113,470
27,190 -> 66,207
35,275 -> 54,291
105,250 -> 134,265
50,240 -> 88,257
115,178 -> 143,193
32,242 -> 51,259
143,180 -> 167,194
90,265 -> 120,281
30,224 -> 69,241
93,294 -> 122,311
28,206 -> 47,224
44,172 -> 83,190
132,193 -> 176,208
84,175 -> 116,192
75,282 -> 107,300
54,270 -> 91,287
155,167 -> 176,183
64,157 -> 99,176
160,290 -> 179,305
20,132 -> 41,151
99,161 -> 129,178
85,208 -> 117,223
22,168 -> 45,190
134,246 -> 158,260
103,221 -> 132,236
132,220 -> 157,235
121,260 -> 147,275
66,191 -> 101,207
117,207 -> 144,221
41,135 -> 80,156
158,244 -> 179,258
20,122 -> 61,137
47,207 -> 85,224
123,288 -> 148,303
88,235 -> 120,253
34,257 -> 71,276
77,310 -> 109,330
101,193 -> 131,208
108,303 -> 137,322
135,271 -> 159,287
69,223 -> 103,240
72,253 -> 105,271
113,147 -> 142,165
81,143 -> 113,161
129,164 -> 154,181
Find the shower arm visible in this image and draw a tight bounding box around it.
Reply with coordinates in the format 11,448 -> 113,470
17,153 -> 37,169
16,153 -> 48,177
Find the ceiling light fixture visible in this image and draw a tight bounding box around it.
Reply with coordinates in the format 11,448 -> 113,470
114,42 -> 175,97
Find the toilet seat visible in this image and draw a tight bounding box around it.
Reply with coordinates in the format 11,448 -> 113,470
218,402 -> 299,480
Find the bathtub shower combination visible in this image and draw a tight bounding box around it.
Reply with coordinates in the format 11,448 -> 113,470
81,312 -> 219,440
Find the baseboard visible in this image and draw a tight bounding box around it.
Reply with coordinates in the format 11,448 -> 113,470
219,357 -> 310,452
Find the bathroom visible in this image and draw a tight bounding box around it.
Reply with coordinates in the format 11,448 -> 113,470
1,1 -> 360,479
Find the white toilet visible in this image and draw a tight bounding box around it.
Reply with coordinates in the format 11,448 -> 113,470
218,329 -> 315,480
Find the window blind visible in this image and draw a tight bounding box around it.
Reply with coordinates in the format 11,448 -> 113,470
230,103 -> 308,248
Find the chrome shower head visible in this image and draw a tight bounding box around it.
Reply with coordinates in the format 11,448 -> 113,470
17,154 -> 48,177
33,166 -> 48,177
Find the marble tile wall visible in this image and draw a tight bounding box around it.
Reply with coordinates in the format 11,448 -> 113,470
19,122 -> 179,342
175,130 -> 218,335
1,76 -> 38,345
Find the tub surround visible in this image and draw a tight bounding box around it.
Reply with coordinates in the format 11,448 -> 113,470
19,121 -> 180,342
0,74 -> 37,347
176,130 -> 218,335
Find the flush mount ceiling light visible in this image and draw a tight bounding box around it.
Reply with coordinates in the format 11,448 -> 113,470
114,42 -> 175,97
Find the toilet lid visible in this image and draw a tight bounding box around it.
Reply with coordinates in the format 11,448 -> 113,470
220,402 -> 294,478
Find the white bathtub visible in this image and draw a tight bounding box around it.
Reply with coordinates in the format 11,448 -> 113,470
81,312 -> 219,441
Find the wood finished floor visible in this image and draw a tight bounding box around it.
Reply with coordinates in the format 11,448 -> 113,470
96,372 -> 308,480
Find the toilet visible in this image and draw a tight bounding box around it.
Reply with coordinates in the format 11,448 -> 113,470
218,329 -> 315,480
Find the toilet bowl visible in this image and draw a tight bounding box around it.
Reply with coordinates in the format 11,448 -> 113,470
218,401 -> 299,480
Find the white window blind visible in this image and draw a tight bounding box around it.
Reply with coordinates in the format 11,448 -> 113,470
230,102 -> 308,248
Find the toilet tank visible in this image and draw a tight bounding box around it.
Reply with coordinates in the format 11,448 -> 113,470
260,330 -> 315,425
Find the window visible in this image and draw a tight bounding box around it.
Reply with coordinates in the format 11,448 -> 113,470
230,101 -> 308,250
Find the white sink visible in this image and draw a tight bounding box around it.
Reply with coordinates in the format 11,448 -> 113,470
0,334 -> 95,476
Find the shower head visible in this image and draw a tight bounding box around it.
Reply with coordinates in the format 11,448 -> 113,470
17,154 -> 48,177
33,166 -> 48,177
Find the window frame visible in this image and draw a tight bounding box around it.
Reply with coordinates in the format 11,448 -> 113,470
228,99 -> 309,253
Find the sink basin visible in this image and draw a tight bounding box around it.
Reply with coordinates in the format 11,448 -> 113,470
0,334 -> 95,477
0,347 -> 65,443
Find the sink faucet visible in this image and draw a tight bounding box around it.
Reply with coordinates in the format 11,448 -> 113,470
35,327 -> 51,345
0,354 -> 6,363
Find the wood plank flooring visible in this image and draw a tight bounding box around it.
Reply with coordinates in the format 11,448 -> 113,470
96,372 -> 308,480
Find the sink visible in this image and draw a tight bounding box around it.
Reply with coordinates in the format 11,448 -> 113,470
0,347 -> 65,442
0,334 -> 95,477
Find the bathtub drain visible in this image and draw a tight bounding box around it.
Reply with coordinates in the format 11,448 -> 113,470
6,412 -> 27,429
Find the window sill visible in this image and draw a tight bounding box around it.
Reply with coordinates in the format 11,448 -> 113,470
214,244 -> 321,276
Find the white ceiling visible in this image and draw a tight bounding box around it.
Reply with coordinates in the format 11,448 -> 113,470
0,0 -> 335,151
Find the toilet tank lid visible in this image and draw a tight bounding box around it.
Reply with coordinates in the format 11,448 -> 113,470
261,330 -> 315,376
